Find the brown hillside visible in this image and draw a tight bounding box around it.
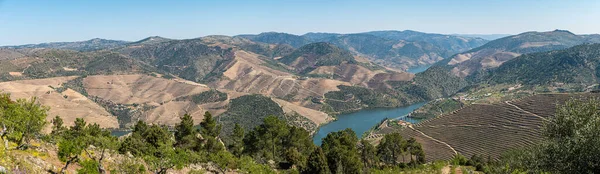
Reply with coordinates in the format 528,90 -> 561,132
0,76 -> 119,131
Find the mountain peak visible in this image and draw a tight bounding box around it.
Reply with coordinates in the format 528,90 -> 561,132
133,36 -> 171,44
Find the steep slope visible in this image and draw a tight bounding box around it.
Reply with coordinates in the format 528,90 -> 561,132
200,35 -> 295,59
118,38 -> 234,82
0,77 -> 119,131
322,34 -> 451,70
0,48 -> 155,82
443,30 -> 599,77
490,43 -> 600,85
2,38 -> 129,51
277,42 -> 414,87
0,48 -> 25,60
279,42 -> 357,73
209,50 -> 350,105
397,93 -> 600,161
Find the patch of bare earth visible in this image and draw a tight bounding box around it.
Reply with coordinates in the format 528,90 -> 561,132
84,74 -> 210,104
449,49 -> 521,77
0,76 -> 119,131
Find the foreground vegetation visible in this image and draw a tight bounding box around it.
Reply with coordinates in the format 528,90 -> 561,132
1,93 -> 431,173
3,89 -> 599,173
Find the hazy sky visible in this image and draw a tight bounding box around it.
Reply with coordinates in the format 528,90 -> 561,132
1,0 -> 598,45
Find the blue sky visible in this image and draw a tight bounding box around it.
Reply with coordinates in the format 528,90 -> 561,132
0,0 -> 598,45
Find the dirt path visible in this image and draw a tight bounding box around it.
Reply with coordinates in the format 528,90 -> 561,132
505,101 -> 548,121
409,125 -> 458,155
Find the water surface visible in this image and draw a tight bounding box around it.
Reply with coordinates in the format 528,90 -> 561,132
312,102 -> 426,145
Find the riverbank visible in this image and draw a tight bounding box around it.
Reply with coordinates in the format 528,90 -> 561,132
312,102 -> 427,145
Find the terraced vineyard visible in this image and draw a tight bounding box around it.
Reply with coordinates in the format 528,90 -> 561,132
401,93 -> 600,161
509,94 -> 597,118
398,128 -> 457,162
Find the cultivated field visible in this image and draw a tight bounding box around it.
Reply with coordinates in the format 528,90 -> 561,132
395,93 -> 600,161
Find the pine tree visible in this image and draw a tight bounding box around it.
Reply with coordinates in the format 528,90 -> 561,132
303,147 -> 329,174
321,128 -> 362,174
174,113 -> 197,149
51,116 -> 66,136
360,139 -> 378,169
200,111 -> 221,137
229,123 -> 244,157
377,133 -> 406,166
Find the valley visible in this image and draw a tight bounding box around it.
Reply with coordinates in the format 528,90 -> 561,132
2,28 -> 600,174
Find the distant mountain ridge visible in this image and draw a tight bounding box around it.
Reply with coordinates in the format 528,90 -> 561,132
2,38 -> 130,51
452,34 -> 511,41
239,30 -> 488,70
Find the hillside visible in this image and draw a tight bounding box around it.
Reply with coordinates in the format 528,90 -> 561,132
367,93 -> 600,161
490,43 -> 600,85
0,48 -> 155,82
365,30 -> 488,53
321,34 -> 452,70
279,42 -> 357,73
118,38 -> 234,83
441,30 -> 600,77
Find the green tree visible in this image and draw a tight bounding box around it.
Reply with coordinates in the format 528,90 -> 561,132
321,128 -> 362,174
492,98 -> 600,173
203,135 -> 224,153
210,151 -> 238,173
58,138 -> 83,174
119,121 -> 150,156
58,118 -> 118,174
228,123 -> 245,157
174,113 -> 198,150
144,143 -> 187,174
359,139 -> 378,169
243,115 -> 290,162
303,147 -> 329,174
539,98 -> 600,173
51,116 -> 66,136
377,133 -> 406,166
77,160 -> 101,174
0,93 -> 14,146
0,96 -> 48,148
200,111 -> 221,137
283,126 -> 313,169
81,123 -> 118,174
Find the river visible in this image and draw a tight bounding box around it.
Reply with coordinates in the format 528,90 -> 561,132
312,102 -> 427,145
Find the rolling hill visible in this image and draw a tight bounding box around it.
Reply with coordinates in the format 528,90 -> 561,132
279,42 -> 357,73
490,43 -> 600,85
441,30 -> 600,77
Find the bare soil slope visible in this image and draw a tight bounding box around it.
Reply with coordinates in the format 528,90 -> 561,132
0,76 -> 119,131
